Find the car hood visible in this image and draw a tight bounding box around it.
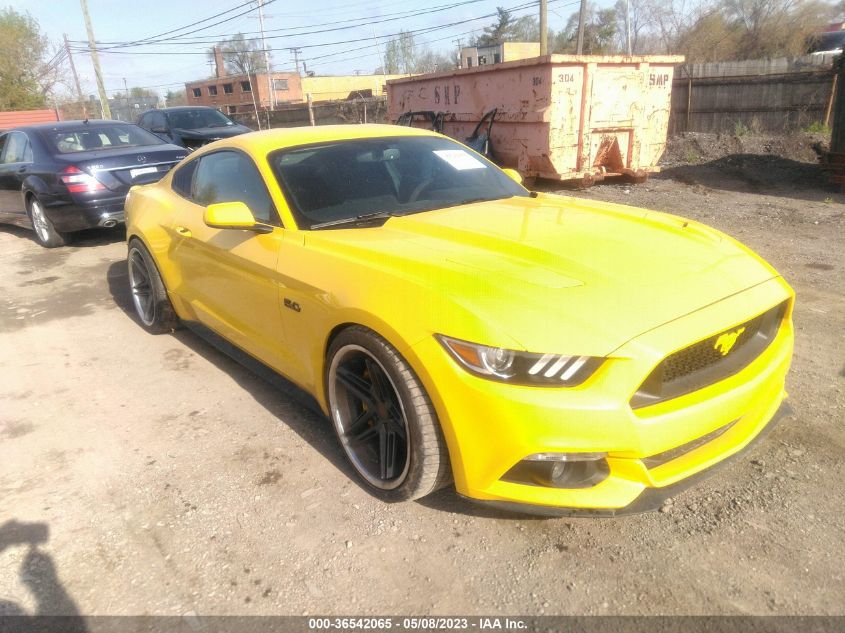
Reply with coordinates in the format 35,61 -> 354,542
304,194 -> 778,356
171,125 -> 250,140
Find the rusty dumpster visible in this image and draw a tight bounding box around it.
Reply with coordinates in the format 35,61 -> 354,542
387,54 -> 685,184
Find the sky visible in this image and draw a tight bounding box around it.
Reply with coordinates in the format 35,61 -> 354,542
8,0 -> 597,99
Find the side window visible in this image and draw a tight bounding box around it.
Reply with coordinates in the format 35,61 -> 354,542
1,132 -> 31,164
0,134 -> 7,160
138,113 -> 150,128
171,159 -> 197,198
149,111 -> 166,131
192,151 -> 276,224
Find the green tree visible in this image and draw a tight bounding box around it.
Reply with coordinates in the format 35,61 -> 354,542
0,8 -> 52,110
511,15 -> 542,42
557,5 -> 620,54
398,31 -> 416,74
209,33 -> 268,76
476,7 -> 516,46
382,38 -> 401,74
165,89 -> 187,106
129,86 -> 158,99
377,31 -> 455,74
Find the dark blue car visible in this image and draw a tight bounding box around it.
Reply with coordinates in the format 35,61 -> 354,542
0,120 -> 187,247
137,106 -> 252,150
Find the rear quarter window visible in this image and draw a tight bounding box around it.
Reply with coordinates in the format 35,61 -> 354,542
171,159 -> 197,198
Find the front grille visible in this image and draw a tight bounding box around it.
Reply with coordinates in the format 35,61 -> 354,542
631,301 -> 788,409
662,311 -> 764,383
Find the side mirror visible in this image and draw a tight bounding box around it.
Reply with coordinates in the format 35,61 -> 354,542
501,168 -> 523,185
151,125 -> 168,134
203,201 -> 272,233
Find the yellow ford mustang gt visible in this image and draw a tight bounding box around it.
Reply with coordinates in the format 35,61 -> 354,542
124,124 -> 794,515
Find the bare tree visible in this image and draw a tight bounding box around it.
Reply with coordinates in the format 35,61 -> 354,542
208,33 -> 268,76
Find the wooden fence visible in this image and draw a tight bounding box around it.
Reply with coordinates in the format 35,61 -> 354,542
234,97 -> 388,130
669,55 -> 837,134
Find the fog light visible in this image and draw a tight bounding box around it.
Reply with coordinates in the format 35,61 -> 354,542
503,452 -> 609,489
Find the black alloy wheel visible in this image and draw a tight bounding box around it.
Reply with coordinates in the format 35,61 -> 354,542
327,327 -> 451,501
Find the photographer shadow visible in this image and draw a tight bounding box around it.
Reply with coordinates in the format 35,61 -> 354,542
0,520 -> 87,632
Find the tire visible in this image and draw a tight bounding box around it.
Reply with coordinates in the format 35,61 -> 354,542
127,238 -> 179,334
28,196 -> 68,248
326,326 -> 452,501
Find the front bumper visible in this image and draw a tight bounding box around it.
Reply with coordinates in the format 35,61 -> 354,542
409,276 -> 794,514
460,401 -> 793,516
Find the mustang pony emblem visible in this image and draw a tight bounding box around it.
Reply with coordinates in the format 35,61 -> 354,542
714,327 -> 746,356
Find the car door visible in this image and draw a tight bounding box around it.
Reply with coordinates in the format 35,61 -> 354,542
147,111 -> 175,144
0,131 -> 33,223
169,149 -> 290,370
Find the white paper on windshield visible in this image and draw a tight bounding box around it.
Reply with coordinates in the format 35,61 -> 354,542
433,149 -> 486,171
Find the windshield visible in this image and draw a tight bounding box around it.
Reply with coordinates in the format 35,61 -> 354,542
269,136 -> 528,229
167,109 -> 236,130
46,124 -> 166,153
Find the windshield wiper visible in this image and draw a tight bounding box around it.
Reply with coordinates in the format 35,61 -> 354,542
310,211 -> 397,230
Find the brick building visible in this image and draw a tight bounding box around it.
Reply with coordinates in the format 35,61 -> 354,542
185,47 -> 405,113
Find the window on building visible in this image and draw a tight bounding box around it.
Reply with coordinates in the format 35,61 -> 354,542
466,58 -> 473,68
493,53 -> 501,64
208,85 -> 218,96
478,55 -> 487,65
227,106 -> 237,114
192,87 -> 202,97
241,81 -> 252,92
223,83 -> 233,94
273,79 -> 289,91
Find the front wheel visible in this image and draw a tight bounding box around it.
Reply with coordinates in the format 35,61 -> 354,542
29,197 -> 68,248
326,327 -> 451,501
127,239 -> 179,334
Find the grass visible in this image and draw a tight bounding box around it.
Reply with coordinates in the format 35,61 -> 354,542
803,121 -> 832,135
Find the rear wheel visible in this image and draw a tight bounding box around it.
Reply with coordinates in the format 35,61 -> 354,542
29,197 -> 67,248
127,239 -> 179,334
326,327 -> 451,501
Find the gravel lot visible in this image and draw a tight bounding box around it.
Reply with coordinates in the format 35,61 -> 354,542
1,135 -> 843,617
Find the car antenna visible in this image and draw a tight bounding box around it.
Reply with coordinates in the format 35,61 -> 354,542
83,118 -> 89,125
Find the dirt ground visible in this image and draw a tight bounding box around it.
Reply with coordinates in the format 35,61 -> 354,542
1,134 -> 843,618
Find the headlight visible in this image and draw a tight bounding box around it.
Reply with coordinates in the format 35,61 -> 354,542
436,335 -> 603,387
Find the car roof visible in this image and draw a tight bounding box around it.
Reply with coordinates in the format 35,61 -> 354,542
14,120 -> 138,133
143,106 -> 220,113
193,124 -> 440,157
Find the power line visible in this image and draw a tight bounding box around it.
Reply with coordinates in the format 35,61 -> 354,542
301,0 -> 579,70
88,0 -> 280,51
69,0 -> 565,57
100,0 -> 262,49
77,0 -> 490,47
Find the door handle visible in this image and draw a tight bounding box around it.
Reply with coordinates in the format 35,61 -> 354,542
175,226 -> 192,237
17,166 -> 26,173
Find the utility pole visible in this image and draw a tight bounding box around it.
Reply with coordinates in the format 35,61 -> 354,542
257,0 -> 274,111
123,77 -> 128,95
290,47 -> 303,75
453,38 -> 464,68
576,0 -> 587,55
625,0 -> 632,56
539,0 -> 548,56
79,0 -> 111,119
63,33 -> 87,118
372,28 -> 387,87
